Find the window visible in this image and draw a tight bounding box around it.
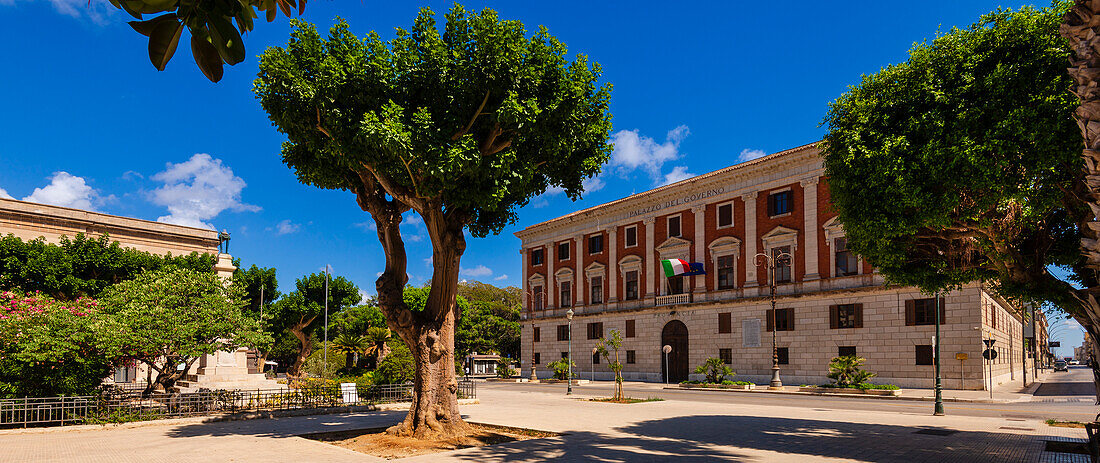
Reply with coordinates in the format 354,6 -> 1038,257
838,346 -> 857,358
915,345 -> 934,365
533,327 -> 541,342
531,249 -> 544,265
534,353 -> 540,365
558,242 -> 570,261
561,352 -> 569,359
667,275 -> 684,295
773,246 -> 792,284
626,350 -> 636,364
588,234 -> 603,254
625,270 -> 639,300
719,348 -> 733,364
835,237 -> 859,276
830,304 -> 862,329
906,298 -> 945,326
557,325 -> 569,341
717,255 -> 735,290
533,286 -> 544,310
587,322 -> 604,340
718,312 -> 732,334
590,276 -> 603,304
625,226 -> 638,247
767,308 -> 794,332
625,320 -> 636,338
717,203 -> 734,228
668,215 -> 681,238
776,347 -> 789,365
768,190 -> 793,216
560,281 -> 571,307
592,352 -> 600,365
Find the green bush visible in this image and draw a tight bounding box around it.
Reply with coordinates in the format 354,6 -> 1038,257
376,340 -> 414,384
496,357 -> 517,378
693,357 -> 734,384
827,355 -> 876,387
546,358 -> 576,380
302,346 -> 350,378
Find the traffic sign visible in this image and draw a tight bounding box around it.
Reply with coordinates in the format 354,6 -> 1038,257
955,353 -> 968,361
983,339 -> 996,348
982,349 -> 998,360
1050,341 -> 1061,347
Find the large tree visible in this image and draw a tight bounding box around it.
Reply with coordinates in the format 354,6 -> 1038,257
233,261 -> 280,366
270,272 -> 360,376
99,268 -> 268,394
820,5 -> 1095,391
1061,0 -> 1100,397
254,6 -> 612,438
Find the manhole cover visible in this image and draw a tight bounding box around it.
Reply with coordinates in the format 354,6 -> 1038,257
1045,440 -> 1089,455
998,426 -> 1034,431
914,428 -> 957,436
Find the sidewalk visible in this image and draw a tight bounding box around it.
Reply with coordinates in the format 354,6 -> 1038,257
0,382 -> 1087,462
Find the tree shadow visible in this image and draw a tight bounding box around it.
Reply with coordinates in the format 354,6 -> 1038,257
616,415 -> 1058,462
446,430 -> 748,462
164,410 -> 408,439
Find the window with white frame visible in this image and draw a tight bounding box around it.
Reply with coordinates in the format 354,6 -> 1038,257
708,236 -> 741,292
717,202 -> 734,228
588,234 -> 603,254
625,225 -> 638,248
558,241 -> 570,261
717,255 -> 735,290
590,275 -> 603,304
560,281 -> 571,307
667,215 -> 681,238
835,237 -> 859,276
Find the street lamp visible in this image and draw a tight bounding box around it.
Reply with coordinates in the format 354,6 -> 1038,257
566,308 -> 574,395
323,265 -> 330,379
933,292 -> 944,416
522,289 -> 539,381
755,250 -> 792,390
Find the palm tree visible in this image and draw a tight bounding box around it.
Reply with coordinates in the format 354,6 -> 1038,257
364,327 -> 392,369
331,334 -> 368,371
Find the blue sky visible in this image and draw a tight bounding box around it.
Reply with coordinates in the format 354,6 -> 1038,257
0,0 -> 1084,355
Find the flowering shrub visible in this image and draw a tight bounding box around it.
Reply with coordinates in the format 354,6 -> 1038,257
0,291 -> 118,397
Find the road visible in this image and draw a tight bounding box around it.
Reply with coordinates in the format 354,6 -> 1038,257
482,367 -> 1099,422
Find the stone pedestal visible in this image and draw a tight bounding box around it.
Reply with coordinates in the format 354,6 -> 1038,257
178,347 -> 281,391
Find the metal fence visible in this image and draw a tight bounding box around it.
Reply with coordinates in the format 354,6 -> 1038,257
0,381 -> 476,428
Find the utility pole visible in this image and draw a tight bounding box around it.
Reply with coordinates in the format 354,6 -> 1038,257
933,293 -> 944,416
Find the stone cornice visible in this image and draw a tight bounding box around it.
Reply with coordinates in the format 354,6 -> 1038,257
515,142 -> 823,244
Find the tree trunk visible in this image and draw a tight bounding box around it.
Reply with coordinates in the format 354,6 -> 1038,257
387,319 -> 469,439
142,357 -> 194,396
288,324 -> 314,377
1062,0 -> 1100,405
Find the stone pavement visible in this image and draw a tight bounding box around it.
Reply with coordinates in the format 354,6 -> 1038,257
0,385 -> 1089,462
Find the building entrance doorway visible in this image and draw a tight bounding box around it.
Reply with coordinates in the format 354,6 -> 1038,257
661,320 -> 689,383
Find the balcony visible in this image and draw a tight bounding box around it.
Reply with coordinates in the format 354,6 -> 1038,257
655,293 -> 692,307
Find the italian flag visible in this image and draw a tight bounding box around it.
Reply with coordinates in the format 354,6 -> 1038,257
661,259 -> 690,277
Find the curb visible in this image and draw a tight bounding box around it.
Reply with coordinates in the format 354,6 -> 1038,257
661,386 -> 1012,404
0,398 -> 480,435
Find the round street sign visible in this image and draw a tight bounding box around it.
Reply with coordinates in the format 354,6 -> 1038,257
982,349 -> 998,360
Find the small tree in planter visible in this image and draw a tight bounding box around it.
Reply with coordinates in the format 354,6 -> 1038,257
495,357 -> 517,379
827,355 -> 876,387
546,358 -> 576,380
595,329 -> 625,400
694,357 -> 734,384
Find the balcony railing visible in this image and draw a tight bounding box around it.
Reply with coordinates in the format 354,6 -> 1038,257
655,293 -> 692,306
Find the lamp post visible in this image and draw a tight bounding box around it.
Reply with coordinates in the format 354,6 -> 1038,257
755,250 -> 791,390
523,289 -> 539,381
323,265 -> 330,379
933,292 -> 944,416
566,308 -> 574,395
592,346 -> 598,381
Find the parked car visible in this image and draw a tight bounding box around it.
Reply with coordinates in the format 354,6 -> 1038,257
1054,361 -> 1068,372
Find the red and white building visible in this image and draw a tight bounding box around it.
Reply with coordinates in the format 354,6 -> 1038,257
516,143 -> 1045,389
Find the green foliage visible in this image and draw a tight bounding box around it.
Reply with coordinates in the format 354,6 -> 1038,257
99,268 -> 268,389
495,357 -> 516,379
376,339 -> 414,384
269,272 -> 361,375
0,291 -> 118,397
595,329 -> 626,399
546,357 -> 576,380
328,303 -> 386,337
0,233 -> 215,300
455,282 -> 521,358
693,357 -> 735,385
820,4 -> 1084,309
826,355 -> 877,387
233,261 -> 279,317
253,6 -> 614,237
330,333 -> 367,370
302,345 -> 349,378
110,0 -> 307,81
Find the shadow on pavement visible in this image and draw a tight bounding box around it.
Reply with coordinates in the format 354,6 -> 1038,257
164,411 -> 407,439
446,430 -> 748,462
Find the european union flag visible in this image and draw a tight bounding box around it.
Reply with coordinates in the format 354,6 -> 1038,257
681,262 -> 706,276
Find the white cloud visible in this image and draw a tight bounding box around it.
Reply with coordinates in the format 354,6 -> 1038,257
582,176 -> 606,193
406,234 -> 424,242
659,166 -> 696,186
423,256 -> 434,266
0,187 -> 12,200
274,220 -> 300,235
354,221 -> 378,231
358,288 -> 375,303
610,125 -> 689,185
529,197 -> 549,208
3,0 -> 116,24
494,274 -> 508,281
403,214 -> 423,226
737,148 -> 767,163
22,171 -> 101,210
460,265 -> 493,278
149,153 -> 259,230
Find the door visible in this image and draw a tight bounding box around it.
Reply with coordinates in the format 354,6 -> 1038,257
661,320 -> 689,383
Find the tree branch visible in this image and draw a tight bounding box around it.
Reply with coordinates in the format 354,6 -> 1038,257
451,90 -> 491,141
316,107 -> 333,140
